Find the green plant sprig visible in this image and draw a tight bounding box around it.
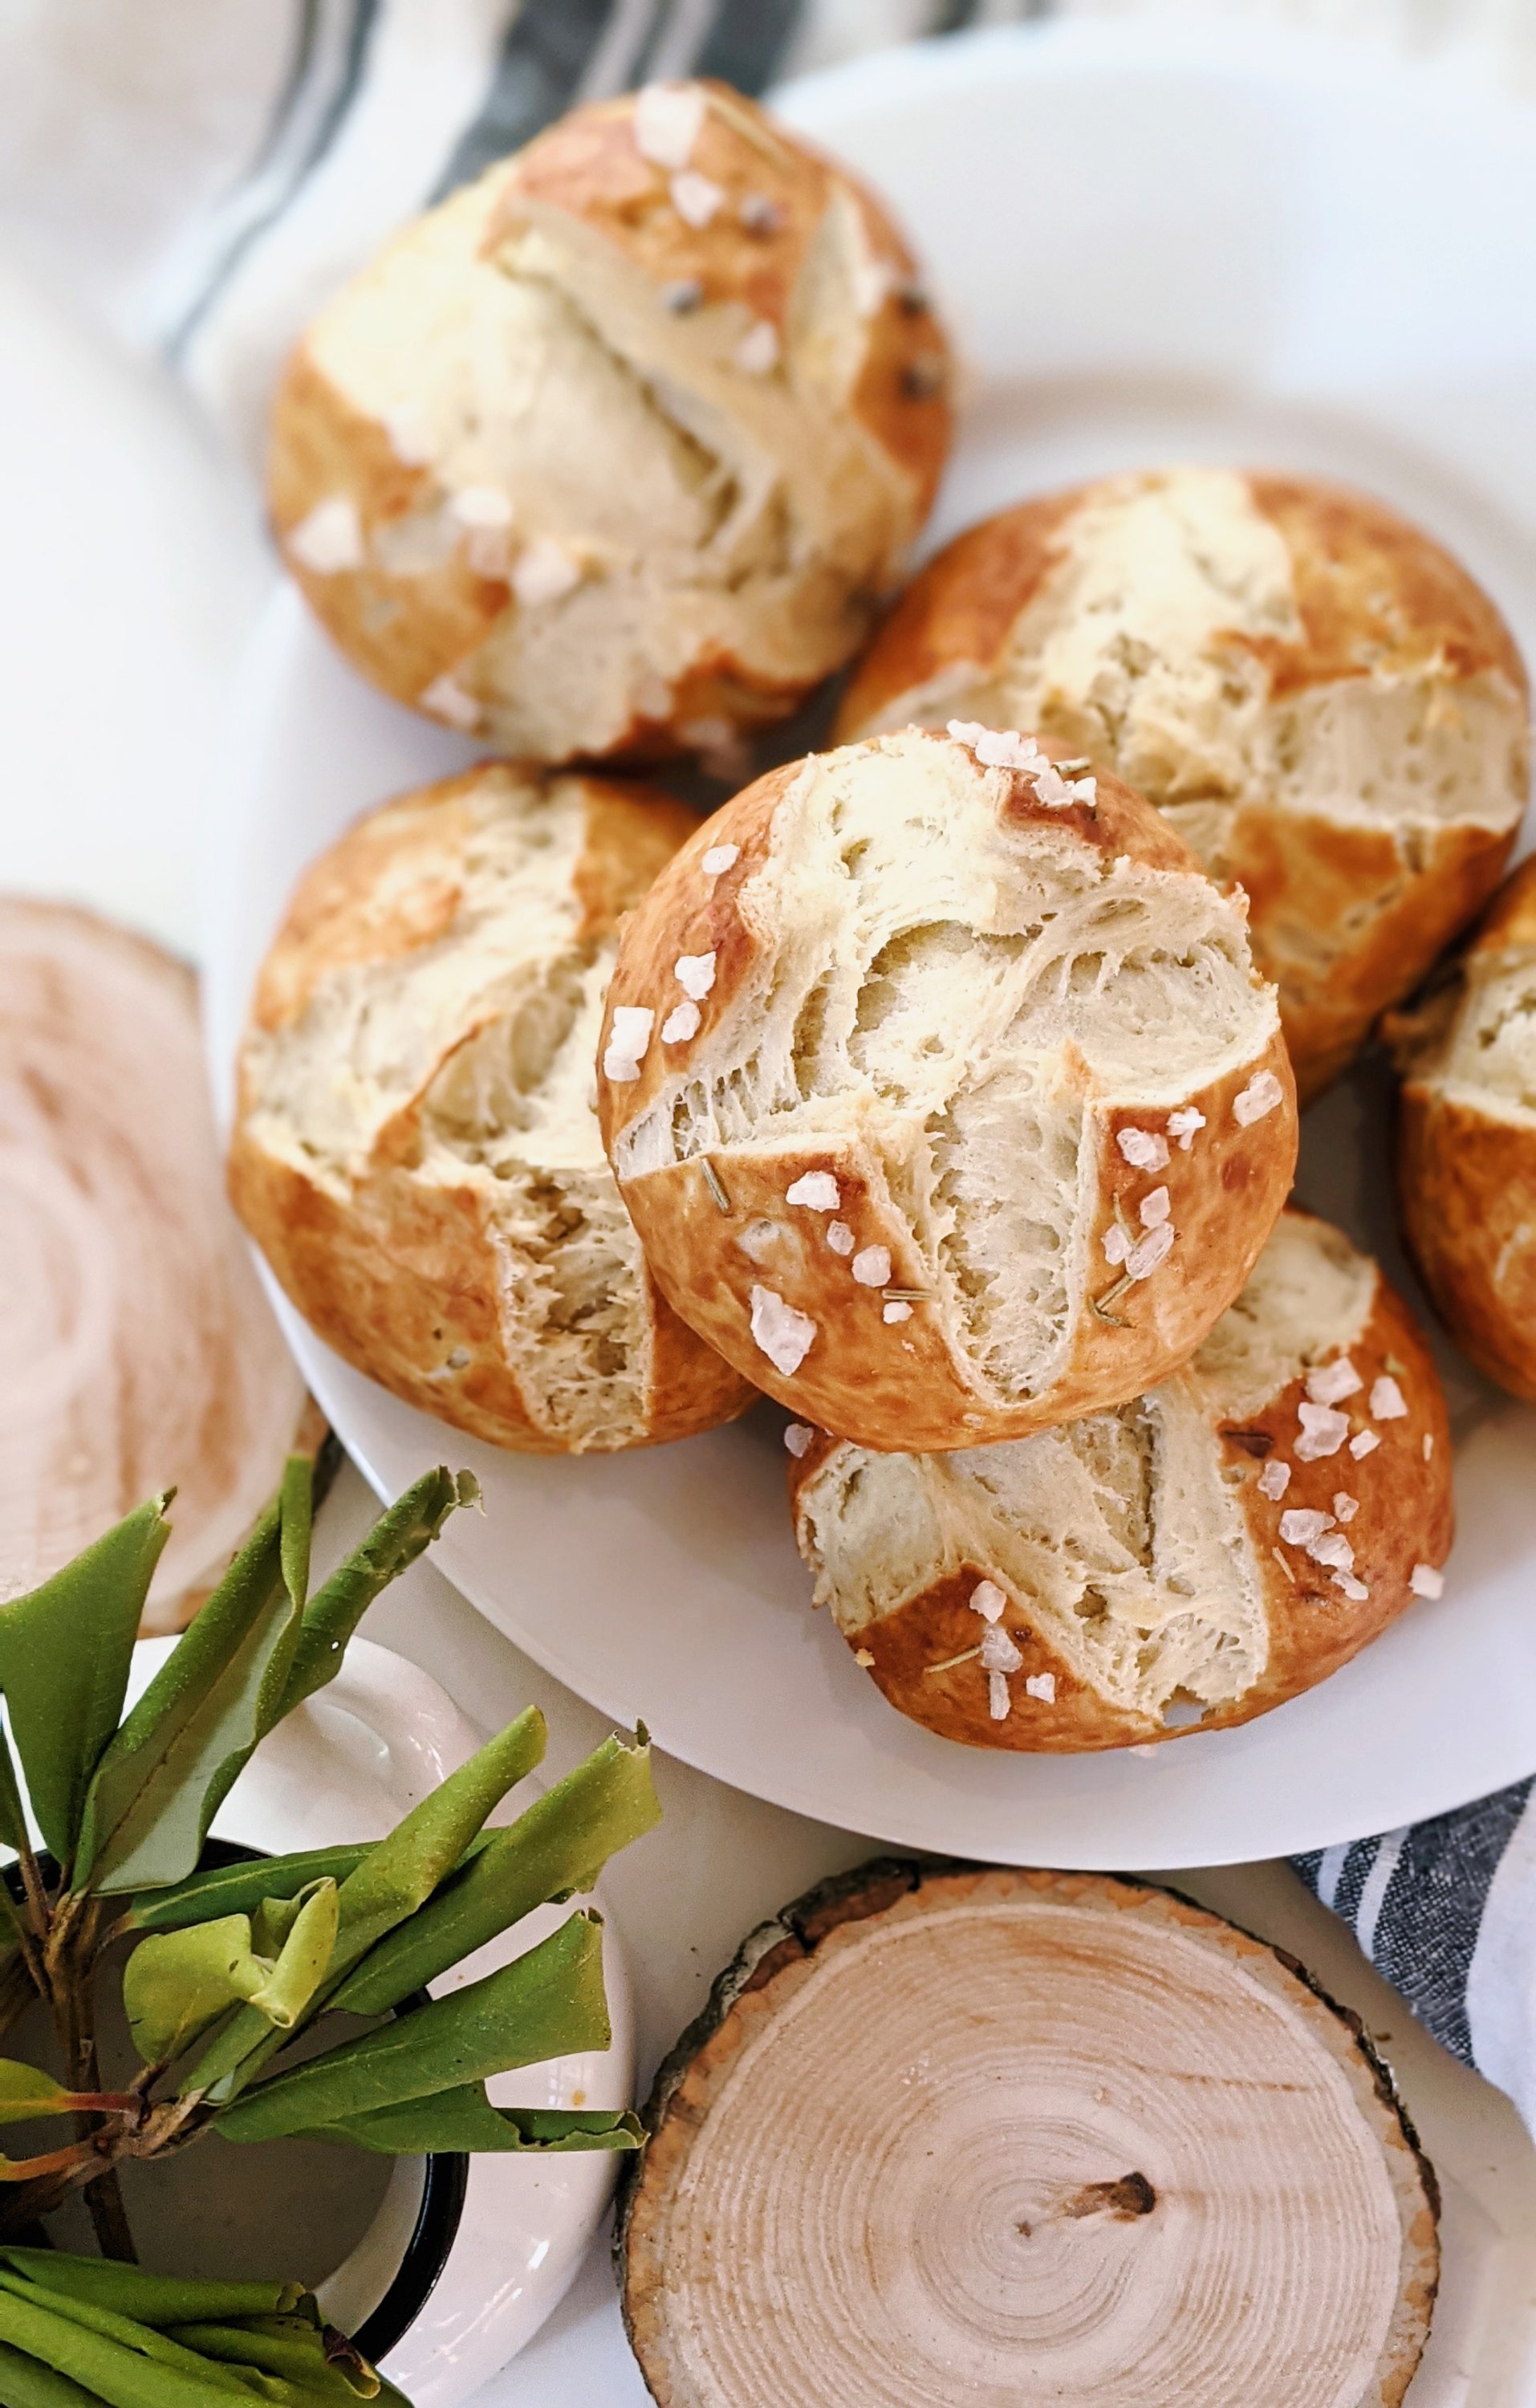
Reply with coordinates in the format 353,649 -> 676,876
0,1459 -> 659,2273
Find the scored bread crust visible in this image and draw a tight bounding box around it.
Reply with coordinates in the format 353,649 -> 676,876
229,766 -> 755,1454
789,1210 -> 1453,1749
836,472 -> 1529,1101
1387,856 -> 1536,1400
268,81 -> 951,765
596,729 -> 1297,1451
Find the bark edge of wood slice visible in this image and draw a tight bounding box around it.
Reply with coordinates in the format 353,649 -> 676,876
0,900 -> 320,1630
617,1859 -> 1438,2408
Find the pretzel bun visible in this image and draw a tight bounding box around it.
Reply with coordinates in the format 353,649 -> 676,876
595,726 -> 1296,1450
1386,856 -> 1536,1398
789,1209 -> 1453,1750
268,81 -> 951,767
836,470 -> 1529,1100
229,764 -> 754,1454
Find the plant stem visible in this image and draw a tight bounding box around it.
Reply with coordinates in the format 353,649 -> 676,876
10,1828 -> 50,1950
80,2165 -> 136,2264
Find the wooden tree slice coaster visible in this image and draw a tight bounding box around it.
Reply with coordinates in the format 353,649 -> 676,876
619,1861 -> 1438,2408
0,901 -> 315,1630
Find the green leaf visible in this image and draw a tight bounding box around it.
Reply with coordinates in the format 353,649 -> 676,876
245,1881 -> 338,2031
0,2335 -> 100,2406
122,1918 -> 270,2064
0,1495 -> 173,1861
334,1729 -> 659,2016
185,1707 -> 546,2105
73,1499 -> 306,1895
0,2065 -> 69,2125
326,1708 -> 546,1977
305,2085 -> 643,2156
121,1845 -> 376,1934
0,2280 -> 264,2405
277,1470 -> 477,1723
278,1455 -> 313,1620
0,2256 -> 303,2329
213,1911 -> 607,2144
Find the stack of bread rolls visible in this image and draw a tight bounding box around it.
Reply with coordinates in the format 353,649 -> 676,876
234,74 -> 1531,1755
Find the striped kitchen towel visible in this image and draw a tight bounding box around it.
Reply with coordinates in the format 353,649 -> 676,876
1294,1780 -> 1536,2126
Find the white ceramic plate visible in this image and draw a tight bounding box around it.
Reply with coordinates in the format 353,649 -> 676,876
203,19 -> 1536,1870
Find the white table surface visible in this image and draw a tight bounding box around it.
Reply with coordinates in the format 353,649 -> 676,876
3,237 -> 1534,2406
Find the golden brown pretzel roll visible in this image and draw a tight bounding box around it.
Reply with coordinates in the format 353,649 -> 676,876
836,470 -> 1529,1100
1387,855 -> 1536,1398
268,80 -> 952,766
788,1209 -> 1453,1750
595,726 -> 1297,1450
230,764 -> 754,1454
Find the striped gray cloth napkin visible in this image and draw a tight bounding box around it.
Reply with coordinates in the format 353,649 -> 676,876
5,0 -> 1530,2125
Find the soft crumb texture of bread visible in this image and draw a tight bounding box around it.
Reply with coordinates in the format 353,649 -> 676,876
838,470 -> 1529,1097
230,766 -> 754,1452
269,82 -> 950,763
599,727 -> 1296,1450
1388,855 -> 1536,1399
791,1210 -> 1451,1748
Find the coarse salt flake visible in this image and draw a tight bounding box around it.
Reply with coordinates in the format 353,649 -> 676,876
602,1004 -> 655,1083
511,537 -> 581,607
420,673 -> 479,730
749,1285 -> 815,1377
945,719 -> 1043,773
674,951 -> 717,1000
1296,1401 -> 1350,1461
1332,1491 -> 1360,1523
1103,1223 -> 1132,1266
786,1172 -> 839,1210
970,1580 -> 1007,1622
1335,1572 -> 1370,1603
826,1222 -> 855,1257
1168,1106 -> 1205,1149
288,494 -> 364,574
1233,1068 -> 1285,1126
633,81 -> 704,169
883,1300 -> 912,1324
981,1623 -> 1023,1674
1025,1673 -> 1057,1703
701,843 -> 739,879
670,169 -> 724,227
1280,1507 -> 1335,1548
661,1001 -> 701,1044
1309,1529 -> 1355,1573
1423,1433 -> 1435,1461
1258,1460 -> 1291,1500
783,1422 -> 814,1458
449,485 -> 514,528
987,1670 -> 1011,1722
1349,1430 -> 1380,1459
1117,1128 -> 1170,1173
1306,1356 -> 1362,1406
851,1245 -> 892,1287
1410,1563 -> 1445,1599
734,319 -> 779,375
1139,1186 -> 1171,1229
1371,1375 -> 1408,1420
1125,1222 -> 1175,1280
854,1649 -> 876,1667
